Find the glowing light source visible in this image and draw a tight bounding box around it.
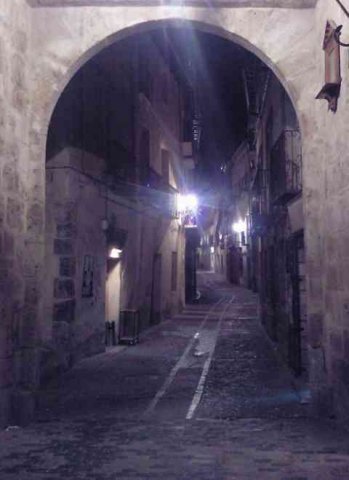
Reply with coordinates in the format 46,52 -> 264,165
109,247 -> 122,259
232,219 -> 246,234
186,194 -> 198,210
177,193 -> 198,213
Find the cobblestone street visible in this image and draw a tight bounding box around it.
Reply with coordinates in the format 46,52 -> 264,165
1,272 -> 349,479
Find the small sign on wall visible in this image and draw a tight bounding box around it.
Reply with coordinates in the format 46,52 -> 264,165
82,254 -> 94,298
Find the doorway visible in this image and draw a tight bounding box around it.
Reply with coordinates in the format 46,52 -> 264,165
105,260 -> 121,335
288,231 -> 307,376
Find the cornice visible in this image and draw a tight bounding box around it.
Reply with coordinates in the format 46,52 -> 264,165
26,0 -> 318,9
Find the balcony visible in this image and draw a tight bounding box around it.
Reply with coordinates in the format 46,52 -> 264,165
139,167 -> 178,218
250,212 -> 270,237
270,130 -> 302,204
103,165 -> 177,218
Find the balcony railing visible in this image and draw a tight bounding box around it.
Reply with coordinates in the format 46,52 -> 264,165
103,165 -> 178,218
139,167 -> 178,218
270,130 -> 302,204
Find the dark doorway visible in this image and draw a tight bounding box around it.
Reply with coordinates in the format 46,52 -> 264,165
150,253 -> 162,325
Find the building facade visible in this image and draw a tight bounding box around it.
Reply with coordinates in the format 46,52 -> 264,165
216,69 -> 306,375
44,33 -> 191,377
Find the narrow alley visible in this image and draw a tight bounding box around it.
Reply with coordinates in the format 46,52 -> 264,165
3,2 -> 349,479
1,272 -> 349,480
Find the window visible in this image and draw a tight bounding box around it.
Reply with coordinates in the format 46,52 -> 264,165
171,252 -> 177,292
161,149 -> 170,185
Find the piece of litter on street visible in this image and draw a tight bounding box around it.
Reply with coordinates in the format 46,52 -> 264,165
193,350 -> 205,357
5,425 -> 20,431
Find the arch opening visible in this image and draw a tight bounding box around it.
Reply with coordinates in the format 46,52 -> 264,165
46,19 -> 300,131
45,21 -> 306,382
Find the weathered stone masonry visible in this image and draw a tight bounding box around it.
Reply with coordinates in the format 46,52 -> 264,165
0,0 -> 43,426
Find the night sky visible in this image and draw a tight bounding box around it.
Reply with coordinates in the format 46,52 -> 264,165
151,28 -> 259,187
49,26 -> 259,194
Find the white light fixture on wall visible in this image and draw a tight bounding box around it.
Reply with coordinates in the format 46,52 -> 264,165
109,247 -> 122,259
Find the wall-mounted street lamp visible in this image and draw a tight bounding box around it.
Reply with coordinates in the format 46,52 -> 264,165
104,220 -> 127,260
232,219 -> 246,234
315,0 -> 349,111
109,247 -> 122,259
177,193 -> 198,213
232,218 -> 247,247
316,20 -> 342,112
177,193 -> 198,228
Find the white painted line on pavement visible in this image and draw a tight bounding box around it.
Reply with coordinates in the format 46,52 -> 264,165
143,297 -> 225,417
185,297 -> 234,420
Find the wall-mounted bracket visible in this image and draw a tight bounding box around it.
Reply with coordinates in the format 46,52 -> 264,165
334,25 -> 349,47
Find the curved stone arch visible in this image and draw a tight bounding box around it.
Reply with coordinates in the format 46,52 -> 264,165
31,8 -> 320,423
41,12 -> 311,140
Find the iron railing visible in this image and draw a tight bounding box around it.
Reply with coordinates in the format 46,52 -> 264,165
97,164 -> 178,218
270,130 -> 302,204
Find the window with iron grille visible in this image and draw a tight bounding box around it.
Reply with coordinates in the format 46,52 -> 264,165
270,130 -> 302,204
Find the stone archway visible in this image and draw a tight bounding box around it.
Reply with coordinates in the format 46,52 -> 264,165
28,1 -> 320,139
48,11 -> 317,353
34,7 -> 317,314
41,15 -> 312,137
26,5 -> 323,425
5,0 -> 349,429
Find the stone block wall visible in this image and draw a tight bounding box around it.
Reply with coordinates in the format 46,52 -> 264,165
44,148 -> 185,375
41,26 -> 187,381
0,0 -> 45,427
255,74 -> 304,371
135,34 -> 182,183
308,0 -> 349,422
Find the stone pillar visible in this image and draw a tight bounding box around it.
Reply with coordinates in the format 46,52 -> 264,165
0,0 -> 45,427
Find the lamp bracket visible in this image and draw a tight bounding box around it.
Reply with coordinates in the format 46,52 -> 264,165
334,25 -> 349,47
